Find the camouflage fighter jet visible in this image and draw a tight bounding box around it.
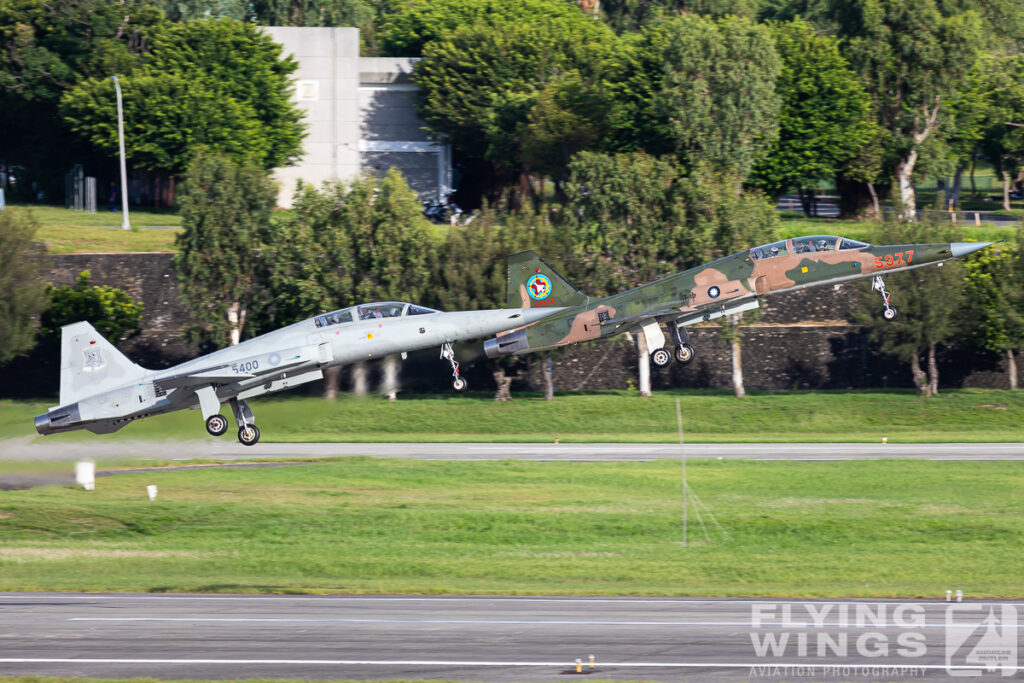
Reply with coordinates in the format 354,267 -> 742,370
35,301 -> 561,445
483,235 -> 993,368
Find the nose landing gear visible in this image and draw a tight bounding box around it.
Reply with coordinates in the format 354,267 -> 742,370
872,275 -> 898,321
441,342 -> 468,391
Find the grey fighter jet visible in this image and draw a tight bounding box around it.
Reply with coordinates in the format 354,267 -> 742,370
34,302 -> 560,445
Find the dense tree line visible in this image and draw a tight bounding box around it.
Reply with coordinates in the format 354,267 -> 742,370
4,0 -> 1024,397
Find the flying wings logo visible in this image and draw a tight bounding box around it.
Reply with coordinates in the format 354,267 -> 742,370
527,274 -> 552,301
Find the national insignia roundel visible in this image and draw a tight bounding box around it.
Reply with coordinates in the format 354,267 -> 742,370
708,286 -> 721,299
527,274 -> 553,300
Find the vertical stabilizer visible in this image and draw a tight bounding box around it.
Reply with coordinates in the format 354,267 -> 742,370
507,251 -> 588,309
59,321 -> 148,405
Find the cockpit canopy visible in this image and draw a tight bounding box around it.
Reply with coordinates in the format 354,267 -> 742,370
749,235 -> 869,260
314,301 -> 439,327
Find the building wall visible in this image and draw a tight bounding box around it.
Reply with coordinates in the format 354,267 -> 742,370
264,27 -> 450,208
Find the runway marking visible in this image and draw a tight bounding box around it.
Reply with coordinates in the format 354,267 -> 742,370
4,594 -> 1022,606
67,617 -> 1022,629
0,658 -> 1006,671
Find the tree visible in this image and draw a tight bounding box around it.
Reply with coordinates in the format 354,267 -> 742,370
961,246 -> 1024,389
0,0 -> 163,199
751,20 -> 876,215
0,210 -> 49,364
854,221 -> 964,396
562,151 -> 689,295
600,0 -> 758,32
641,13 -> 781,180
173,150 -> 276,346
378,0 -> 590,57
257,181 -> 355,333
60,20 -> 306,175
40,271 -> 144,343
413,9 -> 621,204
833,1 -> 984,221
979,55 -> 1024,211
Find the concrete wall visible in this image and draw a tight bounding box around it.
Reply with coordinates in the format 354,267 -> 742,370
265,27 -> 450,208
2,253 -> 1018,399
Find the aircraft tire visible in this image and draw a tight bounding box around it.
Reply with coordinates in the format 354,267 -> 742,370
674,344 -> 695,365
453,377 -> 468,392
205,414 -> 229,437
883,307 -> 898,321
238,424 -> 261,446
650,347 -> 672,368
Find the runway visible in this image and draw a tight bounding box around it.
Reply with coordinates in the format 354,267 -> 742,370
3,439 -> 1024,462
1,593 -> 1020,681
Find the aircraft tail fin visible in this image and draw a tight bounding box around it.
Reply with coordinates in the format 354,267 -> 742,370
59,321 -> 148,406
507,251 -> 588,309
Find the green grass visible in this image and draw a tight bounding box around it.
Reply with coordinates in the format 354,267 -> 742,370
1,457 -> 1021,596
4,389 -> 1024,444
6,205 -> 182,253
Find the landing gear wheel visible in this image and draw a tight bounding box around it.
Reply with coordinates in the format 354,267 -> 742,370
452,377 -> 468,392
883,306 -> 898,321
674,344 -> 695,365
650,347 -> 672,368
205,414 -> 229,436
237,424 -> 260,446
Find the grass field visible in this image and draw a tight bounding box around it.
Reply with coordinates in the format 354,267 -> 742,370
7,205 -> 181,253
1,457 -> 1021,596
3,389 -> 1024,444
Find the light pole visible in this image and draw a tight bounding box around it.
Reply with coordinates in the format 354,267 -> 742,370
111,75 -> 131,230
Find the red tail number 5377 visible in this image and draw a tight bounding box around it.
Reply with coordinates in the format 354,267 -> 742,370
874,250 -> 913,269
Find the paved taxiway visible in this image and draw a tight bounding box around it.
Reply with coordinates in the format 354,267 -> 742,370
1,593 -> 1020,682
3,440 -> 1024,462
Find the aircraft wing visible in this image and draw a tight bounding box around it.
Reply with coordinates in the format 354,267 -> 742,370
154,346 -> 318,390
600,298 -> 761,331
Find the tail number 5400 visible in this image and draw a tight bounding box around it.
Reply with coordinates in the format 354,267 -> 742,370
874,250 -> 913,269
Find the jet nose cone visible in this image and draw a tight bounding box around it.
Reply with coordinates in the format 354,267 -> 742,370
519,307 -> 564,324
950,241 -> 995,258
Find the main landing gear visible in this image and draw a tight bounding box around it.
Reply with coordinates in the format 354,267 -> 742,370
441,342 -> 468,392
872,275 -> 898,321
204,398 -> 260,445
648,323 -> 696,368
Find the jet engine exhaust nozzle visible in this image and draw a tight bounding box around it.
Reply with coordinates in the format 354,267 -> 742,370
483,329 -> 530,358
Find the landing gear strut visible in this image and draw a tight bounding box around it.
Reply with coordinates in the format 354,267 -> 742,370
230,397 -> 260,446
672,323 -> 695,365
872,275 -> 898,321
441,342 -> 468,392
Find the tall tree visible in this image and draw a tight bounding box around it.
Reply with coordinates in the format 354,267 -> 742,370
833,0 -> 983,221
60,20 -> 306,175
0,210 -> 49,364
641,13 -> 782,180
961,246 -> 1024,390
0,0 -> 163,198
854,221 -> 964,396
979,55 -> 1024,211
413,9 -> 620,204
173,150 -> 277,346
378,0 -> 590,57
751,19 -> 876,214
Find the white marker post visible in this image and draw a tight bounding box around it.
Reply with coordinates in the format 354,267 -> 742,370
146,485 -> 158,501
75,461 -> 95,491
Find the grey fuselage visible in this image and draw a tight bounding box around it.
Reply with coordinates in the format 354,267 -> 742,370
35,304 -> 560,436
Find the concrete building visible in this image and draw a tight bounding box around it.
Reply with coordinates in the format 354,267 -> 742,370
264,27 -> 451,209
